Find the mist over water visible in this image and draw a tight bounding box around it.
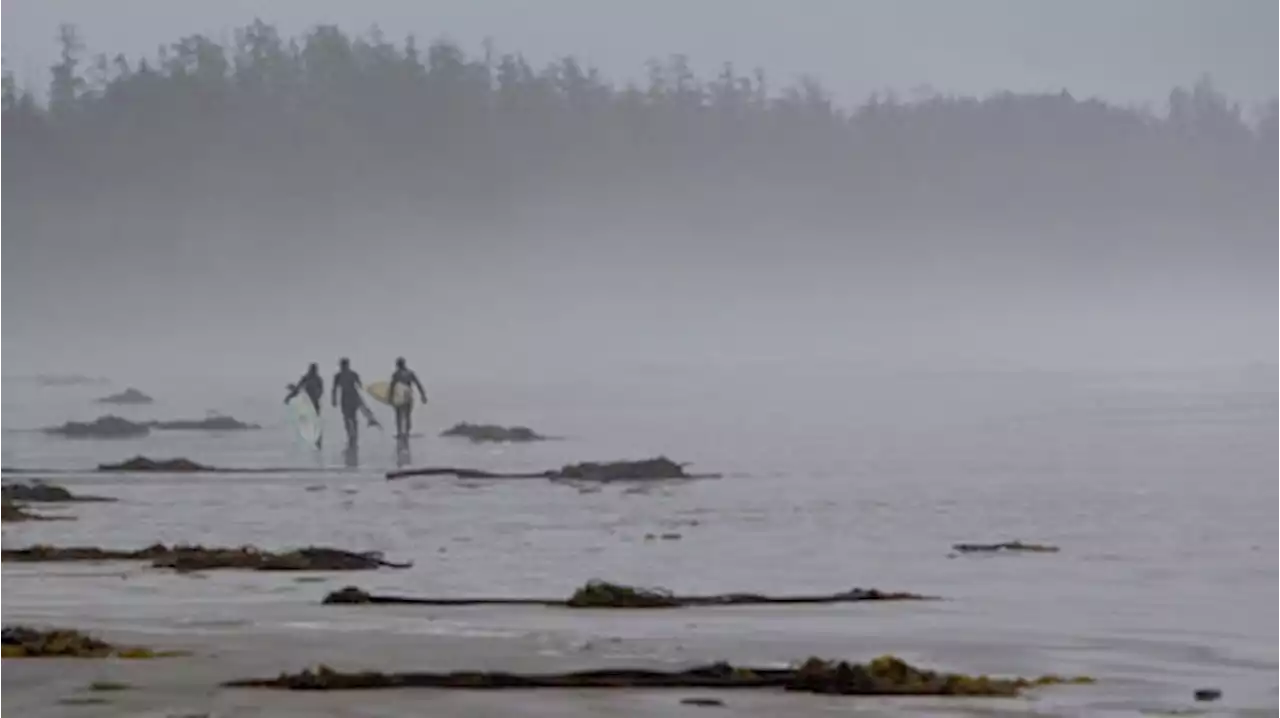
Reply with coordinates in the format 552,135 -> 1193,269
1,5 -> 1276,715
2,6 -> 1276,381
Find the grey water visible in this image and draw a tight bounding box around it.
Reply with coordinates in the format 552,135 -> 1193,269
1,364 -> 1276,714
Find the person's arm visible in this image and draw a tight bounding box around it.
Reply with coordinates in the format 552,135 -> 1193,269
412,372 -> 428,402
284,378 -> 301,403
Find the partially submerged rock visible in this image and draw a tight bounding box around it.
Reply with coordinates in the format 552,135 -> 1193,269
441,422 -> 548,443
149,415 -> 259,431
94,388 -> 154,405
387,456 -> 716,482
322,581 -> 934,608
44,416 -> 149,439
2,481 -> 115,503
45,414 -> 258,439
97,456 -> 213,472
224,655 -> 1094,694
556,457 -> 690,481
2,543 -> 411,572
1,626 -> 183,659
1194,688 -> 1222,702
952,541 -> 1060,553
0,499 -> 48,519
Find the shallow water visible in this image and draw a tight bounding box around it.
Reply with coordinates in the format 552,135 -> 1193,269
1,365 -> 1276,715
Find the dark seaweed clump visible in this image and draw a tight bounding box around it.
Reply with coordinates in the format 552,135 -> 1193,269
224,655 -> 1095,694
1,544 -> 412,571
1,626 -> 183,659
566,580 -> 681,608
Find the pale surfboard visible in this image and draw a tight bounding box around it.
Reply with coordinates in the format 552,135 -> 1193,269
365,380 -> 414,408
287,392 -> 323,448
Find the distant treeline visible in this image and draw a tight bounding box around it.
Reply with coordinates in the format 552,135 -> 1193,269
3,21 -> 1276,235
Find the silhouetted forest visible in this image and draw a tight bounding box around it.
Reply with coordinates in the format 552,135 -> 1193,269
4,21 -> 1276,251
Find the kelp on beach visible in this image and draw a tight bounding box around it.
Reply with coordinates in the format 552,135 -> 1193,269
225,655 -> 1095,694
1,626 -> 185,659
1,544 -> 412,571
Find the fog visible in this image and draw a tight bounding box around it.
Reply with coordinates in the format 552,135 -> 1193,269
2,3 -> 1276,386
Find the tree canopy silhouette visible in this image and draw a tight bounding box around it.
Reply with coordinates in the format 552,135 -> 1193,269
3,21 -> 1275,248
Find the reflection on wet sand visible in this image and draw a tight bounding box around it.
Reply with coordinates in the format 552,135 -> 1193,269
395,436 -> 412,468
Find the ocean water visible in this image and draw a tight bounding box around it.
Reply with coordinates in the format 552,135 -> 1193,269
1,364 -> 1276,715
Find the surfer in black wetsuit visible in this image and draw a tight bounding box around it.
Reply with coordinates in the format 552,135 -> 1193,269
284,363 -> 323,414
284,363 -> 324,448
332,358 -> 380,445
388,357 -> 428,440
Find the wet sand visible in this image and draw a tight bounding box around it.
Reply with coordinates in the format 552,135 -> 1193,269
0,610 -> 1111,718
4,563 -> 1271,717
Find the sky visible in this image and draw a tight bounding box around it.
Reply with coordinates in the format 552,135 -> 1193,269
2,0 -> 1276,108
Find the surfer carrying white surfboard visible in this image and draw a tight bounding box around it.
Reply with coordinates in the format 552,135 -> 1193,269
284,363 -> 324,414
388,357 -> 428,440
332,358 -> 381,445
284,363 -> 325,449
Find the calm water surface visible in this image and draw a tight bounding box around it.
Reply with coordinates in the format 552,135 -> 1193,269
2,365 -> 1276,714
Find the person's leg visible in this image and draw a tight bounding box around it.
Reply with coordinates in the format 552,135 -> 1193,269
343,409 -> 358,445
313,397 -> 324,448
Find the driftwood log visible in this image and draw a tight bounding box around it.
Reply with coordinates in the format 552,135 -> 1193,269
324,581 -> 935,608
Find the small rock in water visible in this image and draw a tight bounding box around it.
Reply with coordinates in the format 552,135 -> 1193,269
660,533 -> 682,540
94,388 -> 154,405
1193,688 -> 1222,702
680,697 -> 725,707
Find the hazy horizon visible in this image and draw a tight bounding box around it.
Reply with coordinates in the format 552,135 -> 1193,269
2,3 -> 1275,382
3,0 -> 1277,106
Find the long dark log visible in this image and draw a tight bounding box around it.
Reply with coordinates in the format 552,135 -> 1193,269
323,585 -> 935,607
386,467 -> 551,480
